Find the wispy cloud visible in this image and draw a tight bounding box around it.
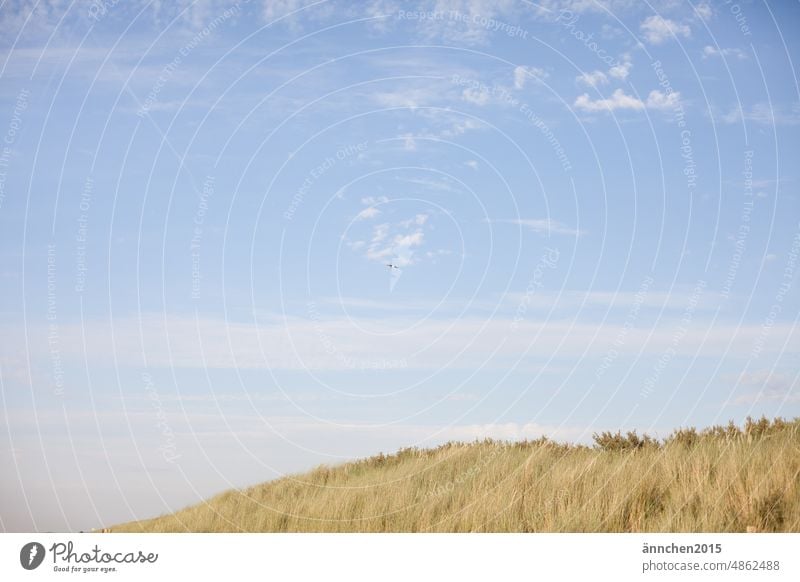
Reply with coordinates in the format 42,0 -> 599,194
500,288 -> 722,312
513,65 -> 547,89
728,370 -> 800,405
462,86 -> 491,106
577,71 -> 609,88
716,102 -> 800,126
694,2 -> 713,21
495,218 -> 585,236
355,206 -> 382,221
356,211 -> 431,269
373,86 -> 443,109
413,0 -> 520,45
8,314 -> 798,373
702,45 -> 747,60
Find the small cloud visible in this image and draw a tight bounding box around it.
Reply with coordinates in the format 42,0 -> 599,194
399,213 -> 429,228
497,218 -> 584,237
465,160 -> 479,170
393,230 -> 425,249
646,89 -> 681,110
577,71 -> 608,87
702,45 -> 747,60
355,207 -> 381,221
695,2 -> 713,21
578,58 -> 630,87
514,65 -> 547,89
438,118 -> 484,139
640,15 -> 691,45
361,196 -> 389,205
374,87 -> 441,109
574,88 -> 645,112
400,133 -> 417,151
608,59 -> 632,80
371,223 -> 390,244
364,0 -> 399,32
357,211 -> 435,271
462,87 -> 490,106
716,102 -> 800,126
729,370 -> 799,405
261,0 -> 324,30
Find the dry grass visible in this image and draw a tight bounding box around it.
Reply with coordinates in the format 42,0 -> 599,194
111,416 -> 800,533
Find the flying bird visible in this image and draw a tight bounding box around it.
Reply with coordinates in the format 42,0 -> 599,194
385,263 -> 400,270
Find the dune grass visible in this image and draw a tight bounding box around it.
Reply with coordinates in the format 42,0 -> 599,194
111,416 -> 800,532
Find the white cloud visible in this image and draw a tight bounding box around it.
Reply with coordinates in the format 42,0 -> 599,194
425,249 -> 452,260
729,370 -> 800,405
371,223 -> 390,244
465,160 -> 479,170
695,2 -> 713,21
361,196 -> 389,205
392,116 -> 485,151
501,288 -> 721,312
400,214 -> 430,228
10,313 -> 797,373
400,176 -> 458,193
374,87 -> 443,109
443,118 -> 484,137
392,230 -> 425,250
577,57 -> 629,87
608,59 -> 631,80
462,87 -> 490,106
413,0 -> 519,45
498,218 -> 584,236
640,15 -> 691,45
261,0 -> 321,23
574,88 -> 645,112
513,65 -> 547,89
645,89 -> 681,110
363,0 -> 401,32
717,102 -> 800,126
355,207 -> 381,221
400,133 -> 417,151
577,70 -> 608,87
702,45 -> 747,60
360,212 -> 431,267
574,88 -> 680,113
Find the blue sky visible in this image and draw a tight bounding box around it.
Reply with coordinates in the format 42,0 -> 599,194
1,0 -> 799,532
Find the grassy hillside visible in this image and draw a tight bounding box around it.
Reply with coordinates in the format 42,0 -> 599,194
112,416 -> 800,532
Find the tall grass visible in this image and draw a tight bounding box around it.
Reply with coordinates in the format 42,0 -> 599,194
112,416 -> 800,532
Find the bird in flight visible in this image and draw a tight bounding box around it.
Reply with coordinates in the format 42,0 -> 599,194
385,263 -> 400,270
